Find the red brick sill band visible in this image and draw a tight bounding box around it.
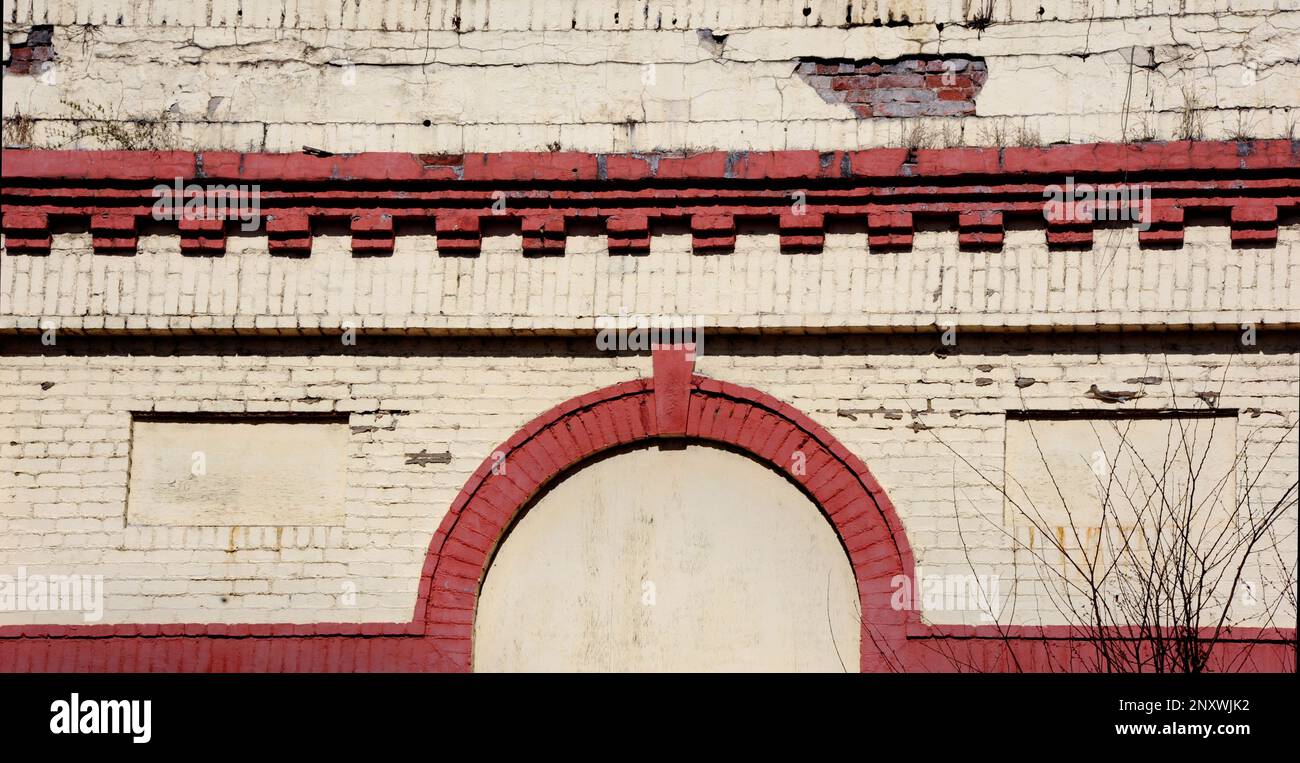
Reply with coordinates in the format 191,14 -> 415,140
3,139 -> 1297,256
0,627 -> 1289,673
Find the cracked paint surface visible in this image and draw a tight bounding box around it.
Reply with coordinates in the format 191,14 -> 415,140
2,0 -> 1297,152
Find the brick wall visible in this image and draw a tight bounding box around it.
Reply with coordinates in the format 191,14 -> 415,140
3,0 -> 1298,152
1,0 -> 1297,671
1,332 -> 1295,630
3,225 -> 1297,335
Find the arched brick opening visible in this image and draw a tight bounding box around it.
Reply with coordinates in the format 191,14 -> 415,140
416,346 -> 920,672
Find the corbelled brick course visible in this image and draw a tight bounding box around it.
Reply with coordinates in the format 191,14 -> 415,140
4,142 -> 1297,335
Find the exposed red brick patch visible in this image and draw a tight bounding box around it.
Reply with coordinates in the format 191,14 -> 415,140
417,152 -> 464,167
5,25 -> 56,76
796,55 -> 987,118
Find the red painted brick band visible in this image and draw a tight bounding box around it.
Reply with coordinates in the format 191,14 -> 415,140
3,140 -> 1296,258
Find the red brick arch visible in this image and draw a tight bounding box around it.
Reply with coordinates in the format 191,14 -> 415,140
416,346 -> 920,672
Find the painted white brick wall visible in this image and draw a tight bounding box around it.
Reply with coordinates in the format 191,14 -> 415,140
0,0 -> 1296,638
4,226 -> 1298,333
3,1 -> 1298,151
0,334 -> 1295,627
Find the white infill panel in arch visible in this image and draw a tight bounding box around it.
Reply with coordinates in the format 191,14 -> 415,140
473,443 -> 861,672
